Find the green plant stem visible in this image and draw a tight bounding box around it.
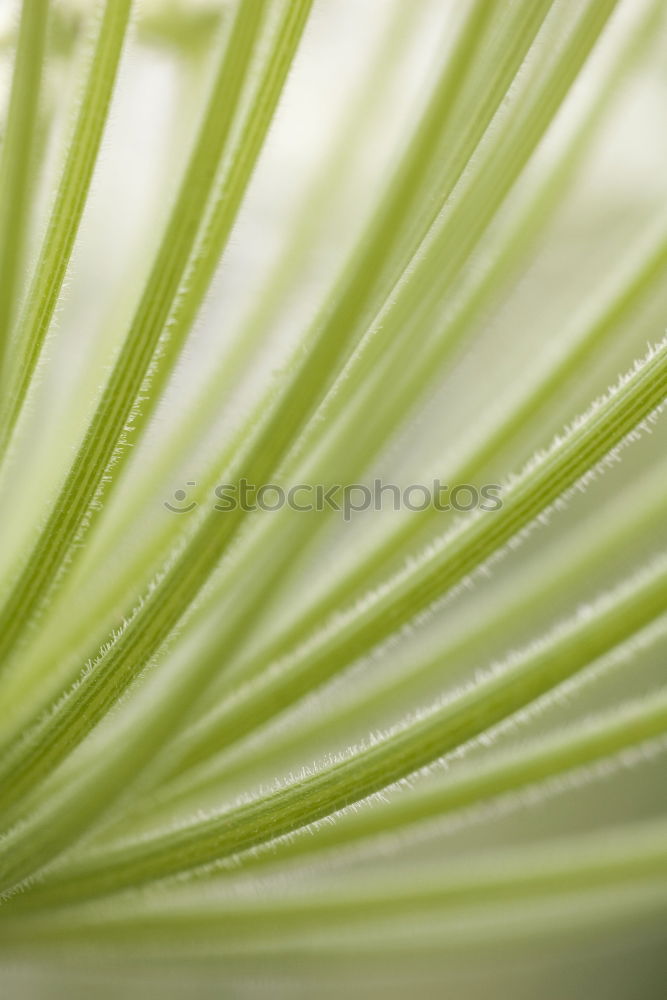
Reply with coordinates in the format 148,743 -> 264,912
0,0 -> 529,732
0,0 -> 552,732
0,0 -> 664,973
234,686 -> 667,871
116,0 -> 316,457
133,462 -> 667,815
6,793 -> 667,922
1,521 -> 666,898
3,881 -> 667,958
0,0 -> 270,664
0,0 -> 482,668
155,341 -> 667,781
0,0 -> 425,745
0,0 -> 49,384
1,316 -> 665,853
0,0 -> 607,761
158,221 -> 667,783
0,0 -> 133,460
